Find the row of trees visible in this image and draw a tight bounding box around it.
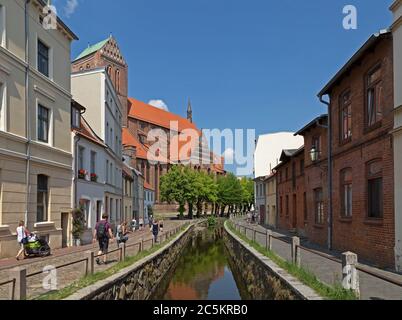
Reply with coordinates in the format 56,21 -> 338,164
160,165 -> 254,219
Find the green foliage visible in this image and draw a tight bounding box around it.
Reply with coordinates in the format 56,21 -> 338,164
226,221 -> 358,301
160,166 -> 250,217
72,207 -> 86,240
207,216 -> 217,227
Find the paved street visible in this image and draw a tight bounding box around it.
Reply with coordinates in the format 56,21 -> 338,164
0,220 -> 185,300
233,217 -> 402,300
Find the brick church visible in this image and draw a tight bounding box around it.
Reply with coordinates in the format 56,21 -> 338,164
72,36 -> 225,212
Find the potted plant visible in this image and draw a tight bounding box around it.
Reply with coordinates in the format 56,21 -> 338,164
72,207 -> 86,246
78,169 -> 87,180
90,173 -> 98,182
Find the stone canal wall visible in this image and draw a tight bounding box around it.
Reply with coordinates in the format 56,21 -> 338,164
65,223 -> 195,300
224,222 -> 323,300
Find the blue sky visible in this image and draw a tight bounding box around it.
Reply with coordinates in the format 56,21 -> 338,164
55,0 -> 393,173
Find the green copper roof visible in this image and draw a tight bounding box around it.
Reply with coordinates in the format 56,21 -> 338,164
74,38 -> 109,61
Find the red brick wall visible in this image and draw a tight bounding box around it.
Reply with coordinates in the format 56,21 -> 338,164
277,151 -> 306,235
303,125 -> 329,247
328,36 -> 395,268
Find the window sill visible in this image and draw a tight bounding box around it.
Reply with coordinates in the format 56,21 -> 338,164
338,217 -> 353,223
313,224 -> 325,229
364,218 -> 383,226
339,138 -> 352,146
34,222 -> 55,229
364,121 -> 382,134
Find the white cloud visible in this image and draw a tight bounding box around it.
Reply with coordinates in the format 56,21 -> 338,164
64,0 -> 78,18
148,99 -> 169,111
222,148 -> 235,163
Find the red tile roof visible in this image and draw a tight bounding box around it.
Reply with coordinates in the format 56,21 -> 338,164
72,117 -> 106,148
128,97 -> 199,133
144,181 -> 154,191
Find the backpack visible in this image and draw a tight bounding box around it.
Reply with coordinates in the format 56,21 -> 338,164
97,221 -> 108,239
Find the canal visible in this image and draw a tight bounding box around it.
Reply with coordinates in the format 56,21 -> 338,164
150,224 -> 251,300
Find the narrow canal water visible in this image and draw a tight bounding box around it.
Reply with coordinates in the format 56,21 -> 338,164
151,225 -> 251,300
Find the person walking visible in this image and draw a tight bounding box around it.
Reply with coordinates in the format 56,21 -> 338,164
159,219 -> 164,233
93,214 -> 114,265
139,217 -> 144,231
151,219 -> 159,243
16,221 -> 29,261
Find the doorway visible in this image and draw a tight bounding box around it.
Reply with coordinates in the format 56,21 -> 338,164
61,212 -> 69,248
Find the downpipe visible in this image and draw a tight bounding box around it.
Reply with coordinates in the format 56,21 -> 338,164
319,94 -> 333,251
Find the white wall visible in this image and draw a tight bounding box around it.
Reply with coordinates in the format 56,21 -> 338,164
254,132 -> 303,178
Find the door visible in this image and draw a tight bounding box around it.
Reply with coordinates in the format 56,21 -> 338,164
292,194 -> 297,229
61,212 -> 69,248
259,205 -> 265,225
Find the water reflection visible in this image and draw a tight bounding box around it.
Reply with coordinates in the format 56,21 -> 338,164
151,226 -> 249,300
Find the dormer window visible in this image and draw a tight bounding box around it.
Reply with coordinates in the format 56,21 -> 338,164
71,106 -> 80,128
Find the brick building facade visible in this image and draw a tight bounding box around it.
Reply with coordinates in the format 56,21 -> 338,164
276,148 -> 306,235
318,32 -> 395,268
295,115 -> 329,247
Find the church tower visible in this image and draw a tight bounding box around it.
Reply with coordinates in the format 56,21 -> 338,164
187,99 -> 193,123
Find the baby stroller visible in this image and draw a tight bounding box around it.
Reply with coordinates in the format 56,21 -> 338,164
24,234 -> 51,258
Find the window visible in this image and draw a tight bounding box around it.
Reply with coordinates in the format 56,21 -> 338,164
303,192 -> 307,221
110,128 -> 113,149
300,160 -> 304,175
110,163 -> 113,184
280,196 -> 283,216
340,169 -> 353,218
37,104 -> 49,143
367,160 -> 383,218
314,188 -> 324,225
285,195 -> 289,216
0,82 -> 5,131
312,136 -> 321,160
78,146 -> 85,170
292,162 -> 296,189
366,66 -> 383,127
106,160 -> 109,183
90,151 -> 96,174
340,91 -> 352,141
106,123 -> 109,144
71,106 -> 80,128
37,175 -> 48,222
285,168 -> 288,181
0,5 -> 5,47
37,40 -> 49,77
116,69 -> 120,92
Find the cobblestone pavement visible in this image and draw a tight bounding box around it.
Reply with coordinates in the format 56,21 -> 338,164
0,220 -> 186,300
233,218 -> 402,300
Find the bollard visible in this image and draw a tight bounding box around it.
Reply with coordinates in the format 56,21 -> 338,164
253,229 -> 257,242
141,238 -> 144,252
85,251 -> 94,275
291,237 -> 301,267
9,267 -> 26,300
118,243 -> 126,261
266,230 -> 272,251
342,252 -> 360,298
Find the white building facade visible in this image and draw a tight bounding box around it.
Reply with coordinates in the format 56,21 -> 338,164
71,68 -> 123,228
0,0 -> 77,257
391,0 -> 402,271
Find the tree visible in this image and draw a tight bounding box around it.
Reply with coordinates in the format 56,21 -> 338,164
216,173 -> 242,217
240,177 -> 254,213
194,171 -> 218,218
160,165 -> 189,219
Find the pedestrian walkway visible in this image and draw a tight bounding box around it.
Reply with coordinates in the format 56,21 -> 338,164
0,219 -> 186,300
233,217 -> 402,300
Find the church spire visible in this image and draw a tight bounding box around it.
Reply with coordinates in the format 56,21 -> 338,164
187,98 -> 193,123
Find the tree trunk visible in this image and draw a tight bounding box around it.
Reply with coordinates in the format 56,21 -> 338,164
188,202 -> 194,219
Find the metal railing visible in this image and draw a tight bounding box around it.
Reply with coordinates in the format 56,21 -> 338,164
1,222 -> 188,300
231,220 -> 402,297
